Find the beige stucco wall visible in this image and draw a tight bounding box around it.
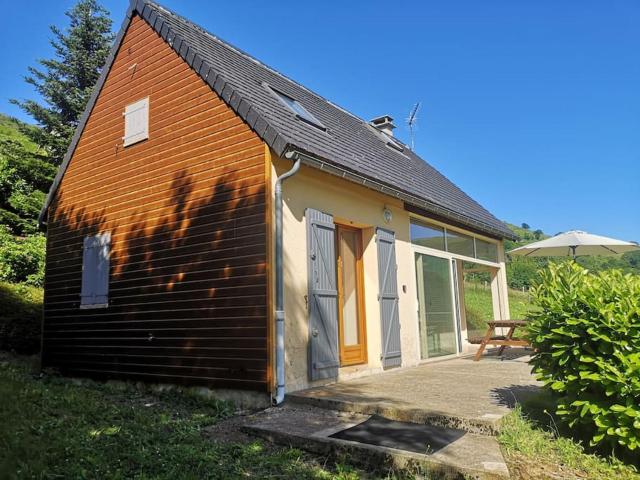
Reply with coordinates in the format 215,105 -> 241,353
271,154 -> 422,392
270,152 -> 510,392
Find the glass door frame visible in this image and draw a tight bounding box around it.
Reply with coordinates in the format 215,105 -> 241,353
413,245 -> 461,360
335,223 -> 368,367
411,243 -> 502,362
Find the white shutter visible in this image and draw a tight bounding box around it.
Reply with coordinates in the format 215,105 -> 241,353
123,97 -> 149,146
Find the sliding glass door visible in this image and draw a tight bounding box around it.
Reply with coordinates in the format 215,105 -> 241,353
410,218 -> 505,359
415,252 -> 458,359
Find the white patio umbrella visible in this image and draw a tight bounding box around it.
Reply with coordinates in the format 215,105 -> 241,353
509,230 -> 640,259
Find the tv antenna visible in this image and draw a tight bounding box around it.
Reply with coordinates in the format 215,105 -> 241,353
406,102 -> 421,150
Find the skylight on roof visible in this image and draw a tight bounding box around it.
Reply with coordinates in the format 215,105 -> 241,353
386,137 -> 405,152
267,86 -> 326,130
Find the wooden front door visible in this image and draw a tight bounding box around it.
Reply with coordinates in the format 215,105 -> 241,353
336,225 -> 367,366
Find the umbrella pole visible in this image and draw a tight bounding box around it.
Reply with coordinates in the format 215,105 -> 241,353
571,245 -> 577,261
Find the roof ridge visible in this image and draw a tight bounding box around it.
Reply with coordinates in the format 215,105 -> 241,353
144,0 -> 377,133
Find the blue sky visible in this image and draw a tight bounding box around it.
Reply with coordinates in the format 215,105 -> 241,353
2,1 -> 639,240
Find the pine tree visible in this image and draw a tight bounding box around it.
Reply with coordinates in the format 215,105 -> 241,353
11,0 -> 114,165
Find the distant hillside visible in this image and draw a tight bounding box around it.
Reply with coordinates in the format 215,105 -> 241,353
504,223 -> 550,250
503,221 -> 640,289
0,114 -> 43,154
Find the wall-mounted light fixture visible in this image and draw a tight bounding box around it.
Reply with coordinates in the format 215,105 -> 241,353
383,207 -> 393,224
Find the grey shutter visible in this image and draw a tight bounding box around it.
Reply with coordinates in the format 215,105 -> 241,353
306,208 -> 339,380
80,233 -> 110,307
80,236 -> 97,305
377,228 -> 402,368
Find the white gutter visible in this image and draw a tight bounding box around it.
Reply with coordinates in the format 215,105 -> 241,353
272,152 -> 301,405
284,150 -> 515,241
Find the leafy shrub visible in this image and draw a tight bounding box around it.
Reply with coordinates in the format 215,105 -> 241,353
9,186 -> 46,223
0,208 -> 29,235
0,281 -> 43,354
0,138 -> 55,235
527,262 -> 640,457
506,258 -> 541,290
0,226 -> 46,286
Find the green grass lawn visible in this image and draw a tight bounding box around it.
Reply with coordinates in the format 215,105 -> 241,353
499,397 -> 639,480
0,358 -> 364,480
2,356 -> 638,479
463,282 -> 537,337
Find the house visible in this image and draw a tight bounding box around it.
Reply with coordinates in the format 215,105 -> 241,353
40,0 -> 517,406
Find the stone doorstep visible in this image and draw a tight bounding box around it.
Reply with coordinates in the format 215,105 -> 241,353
286,393 -> 504,436
242,405 -> 510,480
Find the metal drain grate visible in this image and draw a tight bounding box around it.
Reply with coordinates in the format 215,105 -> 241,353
330,415 -> 466,455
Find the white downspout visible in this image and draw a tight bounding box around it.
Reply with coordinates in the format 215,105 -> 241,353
273,152 -> 301,405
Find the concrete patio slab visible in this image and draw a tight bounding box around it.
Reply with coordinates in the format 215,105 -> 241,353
287,351 -> 541,435
243,405 -> 510,480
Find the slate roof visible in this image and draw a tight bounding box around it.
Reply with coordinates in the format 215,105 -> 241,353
41,0 -> 516,240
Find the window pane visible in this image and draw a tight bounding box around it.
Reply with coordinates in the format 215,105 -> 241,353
410,221 -> 445,250
446,230 -> 474,257
415,252 -> 457,358
475,239 -> 498,262
340,230 -> 360,346
459,261 -> 496,340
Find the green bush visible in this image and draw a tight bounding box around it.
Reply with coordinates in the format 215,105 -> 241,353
0,281 -> 43,354
0,138 -> 56,235
527,262 -> 640,457
0,225 -> 46,286
506,258 -> 541,289
0,207 -> 29,234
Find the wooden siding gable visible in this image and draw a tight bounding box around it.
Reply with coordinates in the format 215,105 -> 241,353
40,0 -> 285,228
43,13 -> 271,393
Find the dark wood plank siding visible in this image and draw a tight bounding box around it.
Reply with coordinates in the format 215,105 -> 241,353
43,15 -> 270,392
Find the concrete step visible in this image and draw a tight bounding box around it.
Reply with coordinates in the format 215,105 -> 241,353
243,405 -> 510,480
286,391 -> 503,436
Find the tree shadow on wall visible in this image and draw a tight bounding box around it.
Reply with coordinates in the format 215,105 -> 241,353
43,169 -> 269,391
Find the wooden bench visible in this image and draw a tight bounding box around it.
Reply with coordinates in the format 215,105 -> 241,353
472,320 -> 530,361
